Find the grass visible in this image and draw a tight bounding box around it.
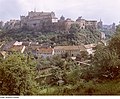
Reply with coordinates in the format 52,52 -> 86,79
39,79 -> 120,95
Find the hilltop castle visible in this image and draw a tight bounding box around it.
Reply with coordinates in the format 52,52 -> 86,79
2,11 -> 98,32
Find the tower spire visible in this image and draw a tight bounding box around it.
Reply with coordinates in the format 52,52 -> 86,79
34,0 -> 37,12
34,7 -> 36,12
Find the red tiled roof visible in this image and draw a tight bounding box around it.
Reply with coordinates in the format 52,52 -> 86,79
8,45 -> 24,52
38,48 -> 53,54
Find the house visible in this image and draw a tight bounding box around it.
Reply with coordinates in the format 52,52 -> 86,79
84,44 -> 97,55
32,45 -> 86,58
22,42 -> 31,46
30,42 -> 39,46
100,32 -> 106,40
98,40 -> 107,46
34,47 -> 54,58
54,45 -> 86,57
8,45 -> 26,53
13,41 -> 23,46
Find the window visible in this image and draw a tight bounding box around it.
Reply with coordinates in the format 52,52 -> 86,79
33,23 -> 36,26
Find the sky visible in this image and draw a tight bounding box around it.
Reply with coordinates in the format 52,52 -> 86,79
0,0 -> 120,24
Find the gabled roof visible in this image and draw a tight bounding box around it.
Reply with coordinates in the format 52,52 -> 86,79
54,45 -> 86,51
38,48 -> 53,54
8,45 -> 25,53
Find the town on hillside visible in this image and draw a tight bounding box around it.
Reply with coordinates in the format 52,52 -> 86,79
0,11 -> 108,61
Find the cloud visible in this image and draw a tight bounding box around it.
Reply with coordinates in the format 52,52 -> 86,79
0,0 -> 24,21
0,0 -> 120,24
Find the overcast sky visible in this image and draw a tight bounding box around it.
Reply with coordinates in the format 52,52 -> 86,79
0,0 -> 120,24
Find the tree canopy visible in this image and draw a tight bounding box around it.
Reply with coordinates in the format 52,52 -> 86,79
0,53 -> 40,95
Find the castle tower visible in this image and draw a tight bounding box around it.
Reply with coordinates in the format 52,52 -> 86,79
60,15 -> 65,21
0,21 -> 3,29
112,23 -> 116,31
97,19 -> 103,29
76,16 -> 82,22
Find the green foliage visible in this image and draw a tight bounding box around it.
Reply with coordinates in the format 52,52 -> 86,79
90,26 -> 120,80
39,79 -> 120,95
92,45 -> 120,80
0,53 -> 40,95
109,33 -> 120,55
0,28 -> 101,46
80,51 -> 88,60
69,24 -> 80,33
65,68 -> 81,84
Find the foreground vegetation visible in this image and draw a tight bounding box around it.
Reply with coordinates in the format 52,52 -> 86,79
1,50 -> 120,95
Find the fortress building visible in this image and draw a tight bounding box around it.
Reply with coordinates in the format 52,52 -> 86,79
3,11 -> 98,32
20,11 -> 58,31
4,20 -> 20,30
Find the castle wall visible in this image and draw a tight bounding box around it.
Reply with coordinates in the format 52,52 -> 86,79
3,11 -> 98,31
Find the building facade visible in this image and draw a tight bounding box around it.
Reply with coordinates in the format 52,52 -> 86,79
20,11 -> 58,31
35,47 -> 54,58
54,45 -> 86,57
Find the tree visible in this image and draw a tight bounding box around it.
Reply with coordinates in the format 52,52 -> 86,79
0,53 -> 40,95
80,51 -> 88,60
109,33 -> 120,55
92,45 -> 120,80
69,24 -> 80,34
